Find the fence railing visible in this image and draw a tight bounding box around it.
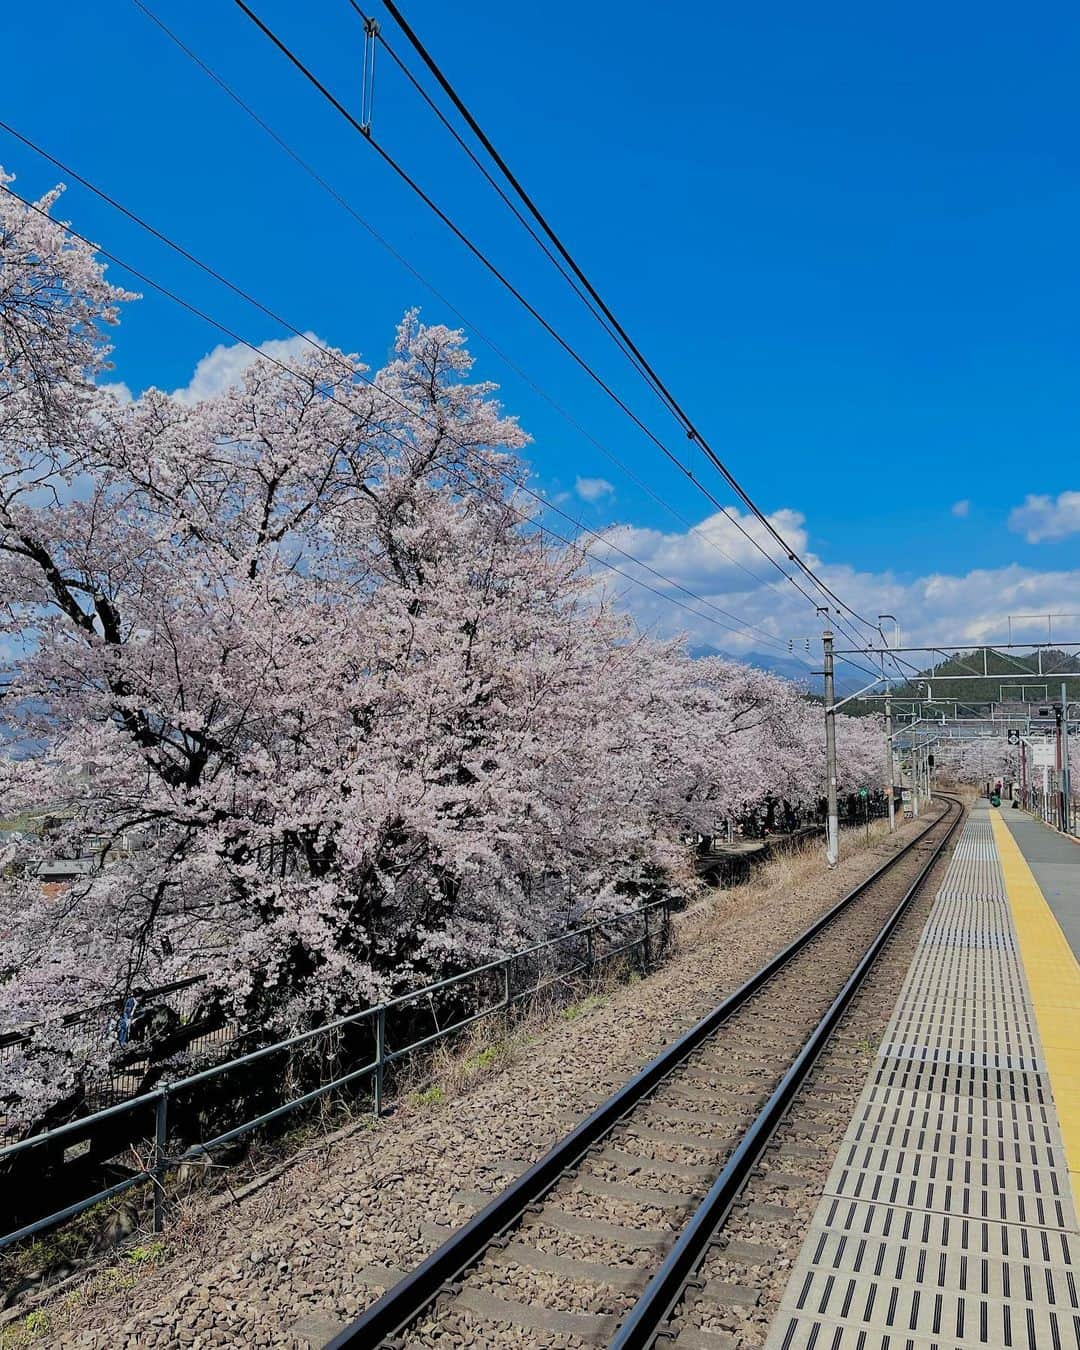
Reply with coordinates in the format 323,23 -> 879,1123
0,975 -> 213,1092
0,897 -> 672,1253
1020,782 -> 1079,837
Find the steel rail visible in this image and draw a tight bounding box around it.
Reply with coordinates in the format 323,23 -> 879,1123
325,797 -> 962,1349
611,792 -> 963,1348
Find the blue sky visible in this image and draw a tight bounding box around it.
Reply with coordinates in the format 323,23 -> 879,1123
3,0 -> 1078,656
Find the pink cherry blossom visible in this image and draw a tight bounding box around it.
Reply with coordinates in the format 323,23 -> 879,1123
0,171 -> 886,1128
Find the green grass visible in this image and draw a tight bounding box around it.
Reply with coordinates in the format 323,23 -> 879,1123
461,1045 -> 500,1074
560,993 -> 608,1022
0,1310 -> 52,1349
125,1241 -> 166,1265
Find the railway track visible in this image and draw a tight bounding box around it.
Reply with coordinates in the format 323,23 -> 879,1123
326,796 -> 964,1350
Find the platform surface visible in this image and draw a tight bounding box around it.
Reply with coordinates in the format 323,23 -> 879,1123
765,803 -> 1080,1350
999,805 -> 1080,960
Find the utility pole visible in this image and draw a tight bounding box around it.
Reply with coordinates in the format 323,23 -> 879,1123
879,614 -> 897,834
1060,682 -> 1071,834
823,629 -> 839,869
897,734 -> 908,818
1020,737 -> 1027,810
1055,695 -> 1065,832
884,694 -> 896,832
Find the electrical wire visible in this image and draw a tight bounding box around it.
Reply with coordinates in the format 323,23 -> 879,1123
124,0 -> 807,653
343,0 -> 655,391
252,0 -> 886,684
230,0 -> 844,624
371,0 -> 888,640
0,178 -> 783,650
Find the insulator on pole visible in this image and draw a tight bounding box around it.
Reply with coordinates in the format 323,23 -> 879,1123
360,17 -> 380,134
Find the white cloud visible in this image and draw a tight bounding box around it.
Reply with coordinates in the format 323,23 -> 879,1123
99,381 -> 134,407
951,499 -> 970,518
1007,491 -> 1080,543
597,506 -> 812,597
574,476 -> 614,503
170,333 -> 324,405
586,505 -> 1080,660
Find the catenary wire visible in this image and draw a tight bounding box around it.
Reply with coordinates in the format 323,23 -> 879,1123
247,3 -> 888,681
351,9 -> 890,677
123,0 -> 804,636
371,0 -> 887,639
126,4 -> 880,681
229,0 -> 846,624
343,0 -> 658,394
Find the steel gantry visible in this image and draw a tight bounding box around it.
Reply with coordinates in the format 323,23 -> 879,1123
820,631 -> 1080,847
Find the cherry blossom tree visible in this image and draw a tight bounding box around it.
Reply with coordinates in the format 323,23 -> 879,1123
934,737 -> 1015,787
0,171 -> 885,1128
834,712 -> 887,792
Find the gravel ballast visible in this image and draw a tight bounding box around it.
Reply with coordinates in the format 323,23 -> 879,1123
18,812 -> 940,1349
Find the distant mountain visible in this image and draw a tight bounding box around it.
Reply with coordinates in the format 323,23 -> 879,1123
742,649 -> 819,690
689,644 -> 869,701
888,649 -> 1080,709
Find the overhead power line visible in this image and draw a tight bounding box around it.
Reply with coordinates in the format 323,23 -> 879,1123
125,0 -> 803,625
361,5 -> 887,670
356,6 -> 885,669
0,177 -> 794,655
342,0 -> 654,392
232,0 -> 884,674
228,0 -> 852,630
371,0 -> 888,642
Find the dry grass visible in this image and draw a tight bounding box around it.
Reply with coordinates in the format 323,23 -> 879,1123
393,953 -> 643,1114
679,815 -> 901,946
0,814 -> 924,1339
395,818 -> 911,1112
0,1241 -> 170,1349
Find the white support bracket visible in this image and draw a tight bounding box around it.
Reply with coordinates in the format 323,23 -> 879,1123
826,674 -> 885,716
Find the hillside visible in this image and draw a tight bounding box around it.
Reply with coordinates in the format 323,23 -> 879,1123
888,648 -> 1080,711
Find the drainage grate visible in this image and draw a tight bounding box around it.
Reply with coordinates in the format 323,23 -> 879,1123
765,808 -> 1080,1350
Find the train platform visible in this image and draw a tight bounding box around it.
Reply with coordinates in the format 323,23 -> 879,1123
766,801 -> 1080,1349
999,805 -> 1080,960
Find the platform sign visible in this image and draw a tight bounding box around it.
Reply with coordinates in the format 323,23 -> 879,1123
1031,742 -> 1056,769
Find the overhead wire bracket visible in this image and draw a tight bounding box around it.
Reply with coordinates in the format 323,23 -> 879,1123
360,16 -> 380,134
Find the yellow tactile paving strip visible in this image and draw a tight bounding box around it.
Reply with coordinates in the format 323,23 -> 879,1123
990,807 -> 1080,1205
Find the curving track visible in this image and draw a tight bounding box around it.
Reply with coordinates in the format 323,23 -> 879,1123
325,796 -> 964,1349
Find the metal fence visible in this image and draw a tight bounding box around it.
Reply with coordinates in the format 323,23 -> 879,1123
0,974 -> 219,1111
1021,779 -> 1079,837
0,897 -> 671,1252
